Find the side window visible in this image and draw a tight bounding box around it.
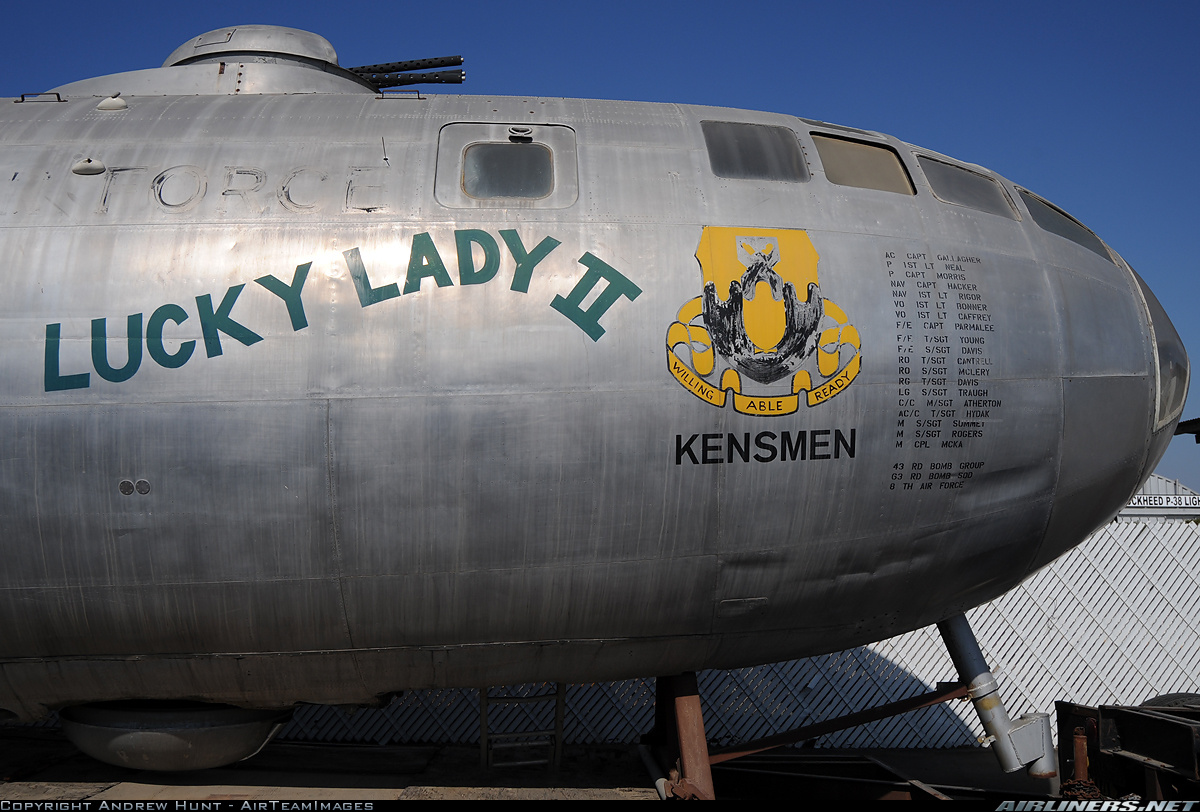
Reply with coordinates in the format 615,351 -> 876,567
917,155 -> 1018,220
700,121 -> 809,182
810,133 -> 915,195
463,143 -> 553,199
1017,188 -> 1112,261
436,123 -> 578,208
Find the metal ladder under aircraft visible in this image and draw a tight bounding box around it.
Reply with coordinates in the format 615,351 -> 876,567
478,683 -> 566,770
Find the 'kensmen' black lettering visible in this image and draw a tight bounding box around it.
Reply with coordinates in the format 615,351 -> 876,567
674,429 -> 856,465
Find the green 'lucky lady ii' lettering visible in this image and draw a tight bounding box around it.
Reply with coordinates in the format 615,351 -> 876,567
42,228 -> 640,392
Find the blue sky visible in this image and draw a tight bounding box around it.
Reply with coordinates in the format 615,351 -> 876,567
7,0 -> 1200,485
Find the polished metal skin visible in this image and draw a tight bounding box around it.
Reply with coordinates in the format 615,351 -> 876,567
0,26 -> 1186,727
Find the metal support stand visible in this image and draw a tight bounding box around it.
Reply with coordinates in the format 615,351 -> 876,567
938,613 -> 1056,777
656,672 -> 716,800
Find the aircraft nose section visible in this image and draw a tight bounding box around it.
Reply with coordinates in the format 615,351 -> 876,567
1029,267 -> 1188,571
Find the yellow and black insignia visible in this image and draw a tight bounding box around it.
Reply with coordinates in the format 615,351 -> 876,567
666,227 -> 860,415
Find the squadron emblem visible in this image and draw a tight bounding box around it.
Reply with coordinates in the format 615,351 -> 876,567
666,227 -> 860,415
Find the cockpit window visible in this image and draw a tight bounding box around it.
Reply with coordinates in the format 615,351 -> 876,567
1132,269 -> 1189,429
1017,188 -> 1112,261
463,143 -> 553,199
917,156 -> 1018,220
700,121 -> 809,182
811,133 -> 915,195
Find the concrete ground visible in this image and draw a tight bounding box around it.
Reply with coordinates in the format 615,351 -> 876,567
0,727 -> 656,801
0,725 -> 1056,801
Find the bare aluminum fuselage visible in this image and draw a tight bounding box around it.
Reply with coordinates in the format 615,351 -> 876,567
0,37 -> 1183,720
